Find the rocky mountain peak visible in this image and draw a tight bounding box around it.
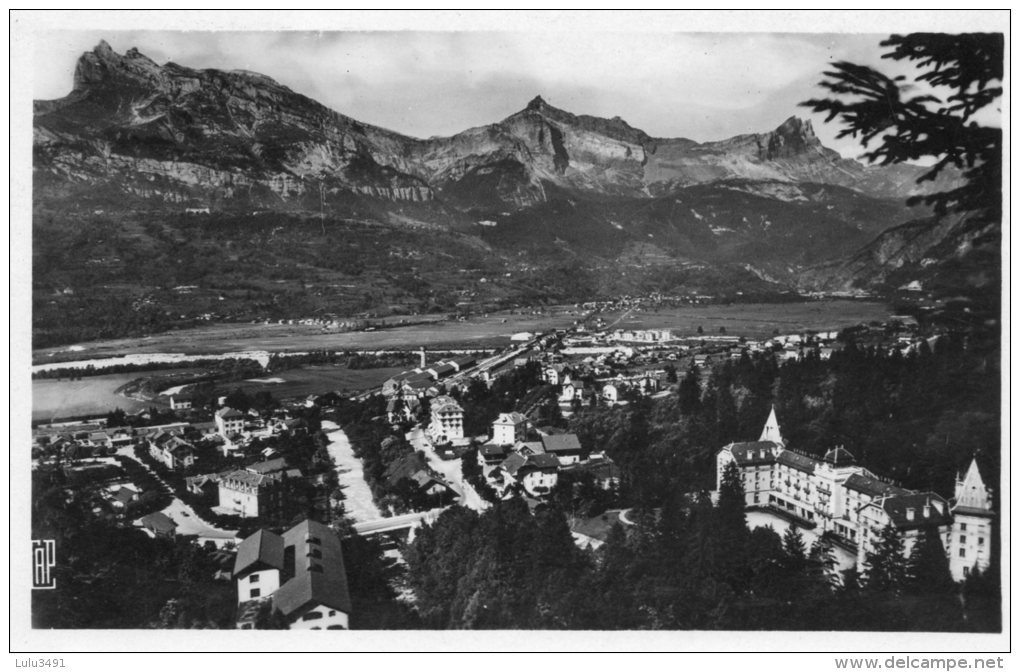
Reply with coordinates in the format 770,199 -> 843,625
759,115 -> 821,160
74,41 -> 164,91
526,95 -> 548,111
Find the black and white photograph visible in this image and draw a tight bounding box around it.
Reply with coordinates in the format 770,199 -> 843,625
10,9 -> 1009,661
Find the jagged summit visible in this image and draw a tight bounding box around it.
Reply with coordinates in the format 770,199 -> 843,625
526,95 -> 547,110
37,39 -> 948,215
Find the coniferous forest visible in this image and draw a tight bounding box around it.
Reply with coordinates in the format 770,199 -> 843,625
404,332 -> 1000,631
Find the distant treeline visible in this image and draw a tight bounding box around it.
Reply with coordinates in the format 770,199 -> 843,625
32,350 -> 463,381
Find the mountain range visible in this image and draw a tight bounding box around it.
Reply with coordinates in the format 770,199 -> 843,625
31,42 -> 996,346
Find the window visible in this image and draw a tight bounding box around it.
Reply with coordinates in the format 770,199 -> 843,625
250,588 -> 261,598
963,567 -> 970,577
329,610 -> 336,616
249,574 -> 259,583
302,611 -> 323,621
978,537 -> 985,546
960,523 -> 967,531
960,535 -> 966,544
959,548 -> 966,558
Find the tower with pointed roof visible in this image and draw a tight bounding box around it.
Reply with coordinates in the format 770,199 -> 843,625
949,458 -> 995,581
759,405 -> 784,445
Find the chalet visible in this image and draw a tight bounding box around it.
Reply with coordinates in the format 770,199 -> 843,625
186,473 -> 224,503
169,394 -> 194,411
561,456 -> 621,490
149,434 -> 196,471
140,512 -> 178,538
384,453 -> 455,504
111,484 -> 141,510
514,440 -> 546,457
386,396 -> 420,424
88,431 -> 112,450
234,519 -> 352,630
496,452 -> 560,497
478,443 -> 510,468
540,433 -> 583,465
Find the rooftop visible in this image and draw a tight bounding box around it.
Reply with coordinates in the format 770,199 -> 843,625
541,433 -> 582,454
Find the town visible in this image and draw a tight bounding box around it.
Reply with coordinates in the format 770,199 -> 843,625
30,311 -> 999,630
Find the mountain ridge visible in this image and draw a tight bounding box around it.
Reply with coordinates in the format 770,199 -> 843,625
35,41 -> 957,211
29,41 -> 992,348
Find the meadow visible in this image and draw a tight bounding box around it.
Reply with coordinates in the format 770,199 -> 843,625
32,307 -> 585,364
598,300 -> 892,339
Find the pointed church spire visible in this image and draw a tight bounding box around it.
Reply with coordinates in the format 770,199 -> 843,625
954,458 -> 992,511
759,405 -> 784,445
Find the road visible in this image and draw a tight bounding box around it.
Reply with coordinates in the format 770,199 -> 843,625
115,447 -> 238,542
352,508 -> 446,536
322,420 -> 384,524
406,427 -> 489,513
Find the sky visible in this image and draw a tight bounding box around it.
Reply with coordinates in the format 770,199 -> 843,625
23,12 -> 1006,161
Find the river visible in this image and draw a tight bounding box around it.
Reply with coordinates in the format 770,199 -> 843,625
322,420 -> 383,524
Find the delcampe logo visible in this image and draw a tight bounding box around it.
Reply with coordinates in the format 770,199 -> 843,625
32,539 -> 56,589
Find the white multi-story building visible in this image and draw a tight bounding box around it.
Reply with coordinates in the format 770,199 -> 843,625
428,395 -> 464,443
492,412 -> 528,446
215,407 -> 245,437
716,409 -> 992,582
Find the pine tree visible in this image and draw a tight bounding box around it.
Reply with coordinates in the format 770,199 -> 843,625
906,526 -> 956,595
863,524 -> 908,593
809,535 -> 842,591
782,525 -> 808,568
714,461 -> 749,591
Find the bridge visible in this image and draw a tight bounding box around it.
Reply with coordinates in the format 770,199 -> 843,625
351,507 -> 448,537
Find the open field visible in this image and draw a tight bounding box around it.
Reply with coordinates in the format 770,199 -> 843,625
32,372 -> 160,421
229,365 -> 409,398
598,300 -> 892,339
32,307 -> 585,365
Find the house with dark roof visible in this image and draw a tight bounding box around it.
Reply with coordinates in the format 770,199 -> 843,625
494,452 -> 560,497
185,472 -> 224,503
561,456 -> 622,490
140,512 -> 178,538
384,453 -> 455,504
233,519 -> 351,630
856,492 -> 953,567
217,469 -> 287,519
540,433 -> 583,465
478,442 -> 510,468
149,434 -> 195,471
111,484 -> 141,510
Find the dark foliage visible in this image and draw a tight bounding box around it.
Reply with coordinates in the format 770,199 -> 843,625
801,33 -> 1002,228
